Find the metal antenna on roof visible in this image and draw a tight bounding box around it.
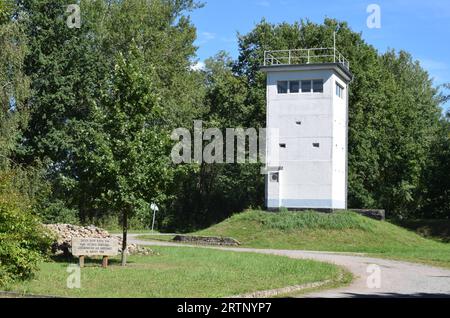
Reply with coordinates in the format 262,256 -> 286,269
333,31 -> 337,63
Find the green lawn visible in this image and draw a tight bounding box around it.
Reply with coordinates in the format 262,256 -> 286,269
7,246 -> 345,298
139,210 -> 450,269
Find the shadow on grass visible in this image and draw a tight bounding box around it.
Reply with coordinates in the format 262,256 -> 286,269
394,219 -> 450,243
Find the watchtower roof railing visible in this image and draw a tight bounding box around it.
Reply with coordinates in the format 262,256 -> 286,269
264,48 -> 350,70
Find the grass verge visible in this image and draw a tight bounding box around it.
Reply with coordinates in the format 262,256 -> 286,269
7,246 -> 344,298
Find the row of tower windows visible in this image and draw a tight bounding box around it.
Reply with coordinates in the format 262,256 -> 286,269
277,80 -> 345,99
277,80 -> 324,94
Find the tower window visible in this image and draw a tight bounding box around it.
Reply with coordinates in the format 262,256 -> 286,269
279,143 -> 287,148
289,81 -> 300,93
313,143 -> 320,148
313,80 -> 324,93
277,81 -> 288,94
278,79 -> 324,94
301,80 -> 312,93
336,83 -> 344,98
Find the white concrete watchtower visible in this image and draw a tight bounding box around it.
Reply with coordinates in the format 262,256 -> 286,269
261,46 -> 352,210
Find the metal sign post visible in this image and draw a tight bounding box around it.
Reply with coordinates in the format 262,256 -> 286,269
150,203 -> 159,232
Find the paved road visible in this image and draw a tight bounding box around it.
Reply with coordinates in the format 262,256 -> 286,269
128,234 -> 450,298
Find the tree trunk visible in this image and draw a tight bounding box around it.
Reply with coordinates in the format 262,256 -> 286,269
121,210 -> 128,266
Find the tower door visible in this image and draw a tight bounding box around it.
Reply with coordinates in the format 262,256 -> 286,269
267,170 -> 282,208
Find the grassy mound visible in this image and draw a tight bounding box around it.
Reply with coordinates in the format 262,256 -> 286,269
193,210 -> 450,268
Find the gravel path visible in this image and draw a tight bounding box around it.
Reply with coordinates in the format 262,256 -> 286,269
128,235 -> 450,298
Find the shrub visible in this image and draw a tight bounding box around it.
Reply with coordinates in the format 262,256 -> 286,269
0,170 -> 52,287
39,200 -> 79,225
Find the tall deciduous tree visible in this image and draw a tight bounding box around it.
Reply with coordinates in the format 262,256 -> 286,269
0,0 -> 52,287
0,0 -> 29,167
419,109 -> 450,219
18,0 -> 203,224
18,0 -> 111,221
92,48 -> 173,265
166,52 -> 265,231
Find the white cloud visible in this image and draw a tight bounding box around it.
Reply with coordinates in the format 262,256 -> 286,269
191,61 -> 206,71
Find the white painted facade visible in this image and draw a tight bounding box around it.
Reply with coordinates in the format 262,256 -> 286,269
262,63 -> 352,210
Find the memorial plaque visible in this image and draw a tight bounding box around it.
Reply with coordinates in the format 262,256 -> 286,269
72,238 -> 118,257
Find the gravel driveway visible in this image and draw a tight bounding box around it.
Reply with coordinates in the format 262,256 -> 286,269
128,234 -> 450,298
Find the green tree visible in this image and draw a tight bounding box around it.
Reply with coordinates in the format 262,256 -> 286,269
0,0 -> 29,167
166,52 -> 265,231
18,0 -> 203,225
0,0 -> 52,287
0,0 -> 13,25
16,0 -> 111,222
419,110 -> 450,219
94,48 -> 173,265
0,169 -> 52,287
373,51 -> 441,217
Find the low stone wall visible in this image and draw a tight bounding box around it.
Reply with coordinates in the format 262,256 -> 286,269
350,209 -> 386,221
173,235 -> 240,246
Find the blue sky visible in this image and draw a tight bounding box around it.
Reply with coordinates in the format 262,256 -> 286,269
189,0 -> 450,110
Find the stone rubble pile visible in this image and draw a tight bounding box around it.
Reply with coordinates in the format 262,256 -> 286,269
173,235 -> 240,246
43,224 -> 153,256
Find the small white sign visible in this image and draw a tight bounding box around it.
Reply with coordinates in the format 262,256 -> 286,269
72,238 -> 118,257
